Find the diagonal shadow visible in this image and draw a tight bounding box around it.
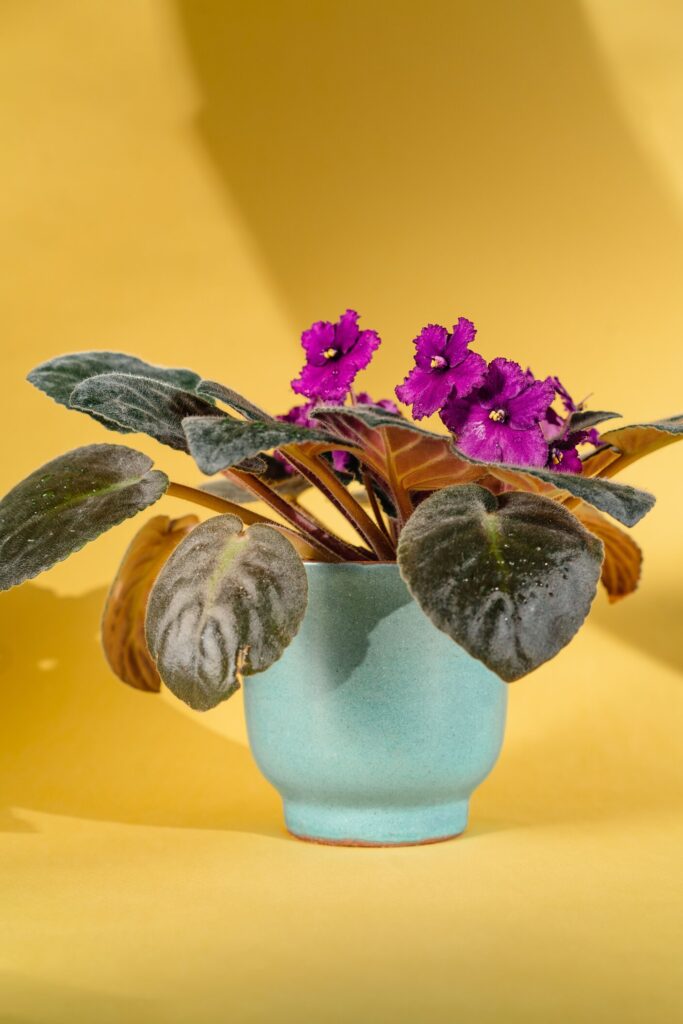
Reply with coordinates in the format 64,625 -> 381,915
0,585 -> 283,837
173,0 -> 683,342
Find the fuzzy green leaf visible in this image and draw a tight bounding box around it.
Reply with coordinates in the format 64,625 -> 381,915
70,373 -> 224,451
459,453 -> 655,527
397,485 -> 603,682
196,380 -> 274,422
145,515 -> 308,711
182,416 -> 339,475
27,351 -> 204,432
0,445 -> 169,591
568,410 -> 621,432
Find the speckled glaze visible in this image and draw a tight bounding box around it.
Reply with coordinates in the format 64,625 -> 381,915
243,563 -> 508,846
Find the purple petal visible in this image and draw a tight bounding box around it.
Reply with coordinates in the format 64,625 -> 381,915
300,321 -> 336,366
446,350 -> 487,399
413,324 -> 449,369
479,358 -> 527,406
551,376 -> 578,414
444,317 -> 477,363
356,392 -> 400,414
334,309 -> 360,354
395,365 -> 455,419
439,395 -> 471,435
331,449 -> 353,474
506,376 -> 556,427
457,413 -> 548,466
345,328 -> 381,374
292,361 -> 354,401
549,445 -> 583,473
496,425 -> 549,466
277,401 -> 317,427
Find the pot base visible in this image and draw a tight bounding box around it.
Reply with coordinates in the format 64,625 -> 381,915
287,829 -> 464,848
283,797 -> 469,847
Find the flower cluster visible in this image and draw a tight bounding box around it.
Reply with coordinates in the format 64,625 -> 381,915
285,309 -> 599,474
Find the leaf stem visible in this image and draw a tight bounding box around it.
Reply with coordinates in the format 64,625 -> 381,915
283,447 -> 395,560
165,481 -> 334,562
225,468 -> 370,562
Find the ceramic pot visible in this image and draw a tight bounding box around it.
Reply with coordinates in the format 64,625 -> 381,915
244,563 -> 507,846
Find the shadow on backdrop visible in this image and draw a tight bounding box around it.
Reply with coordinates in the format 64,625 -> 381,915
174,0 -> 683,349
0,585 -> 281,836
1,585 -> 680,837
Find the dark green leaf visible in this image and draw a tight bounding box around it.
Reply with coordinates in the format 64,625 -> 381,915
182,416 -> 339,475
70,373 -> 224,451
314,403 -> 434,437
145,515 -> 308,711
197,380 -> 274,422
568,410 -> 621,432
458,452 -> 655,527
0,445 -> 169,591
397,484 -> 603,682
27,351 -> 204,432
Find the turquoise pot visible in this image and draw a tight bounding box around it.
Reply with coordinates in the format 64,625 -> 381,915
244,563 -> 508,846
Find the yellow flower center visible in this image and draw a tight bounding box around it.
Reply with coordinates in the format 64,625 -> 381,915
430,355 -> 447,370
488,408 -> 506,422
551,451 -> 564,465
323,347 -> 338,360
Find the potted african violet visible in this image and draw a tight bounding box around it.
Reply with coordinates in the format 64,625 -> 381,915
1,310 -> 680,845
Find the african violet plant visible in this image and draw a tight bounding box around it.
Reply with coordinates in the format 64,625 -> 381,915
0,310 -> 680,711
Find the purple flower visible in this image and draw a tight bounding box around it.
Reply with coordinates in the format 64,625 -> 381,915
550,376 -> 578,414
395,318 -> 486,420
355,392 -> 399,415
277,401 -> 317,428
546,425 -> 601,474
441,358 -> 555,467
291,309 -> 381,402
547,433 -> 584,473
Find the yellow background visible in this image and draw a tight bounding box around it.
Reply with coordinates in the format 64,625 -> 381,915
1,2 -> 682,1021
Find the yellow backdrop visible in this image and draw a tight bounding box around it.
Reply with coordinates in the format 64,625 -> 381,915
1,2 -> 682,1021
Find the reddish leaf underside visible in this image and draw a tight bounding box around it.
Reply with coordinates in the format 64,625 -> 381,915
101,514 -> 199,692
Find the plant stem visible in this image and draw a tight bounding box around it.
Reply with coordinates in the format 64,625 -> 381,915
165,481 -> 334,562
361,468 -> 395,548
283,447 -> 395,560
225,468 -> 370,562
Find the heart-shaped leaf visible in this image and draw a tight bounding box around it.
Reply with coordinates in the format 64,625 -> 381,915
28,351 -> 204,432
0,445 -> 169,591
571,502 -> 642,602
182,416 -> 340,475
146,515 -> 308,711
197,380 -> 274,422
397,484 -> 603,681
70,373 -> 224,451
102,514 -> 199,692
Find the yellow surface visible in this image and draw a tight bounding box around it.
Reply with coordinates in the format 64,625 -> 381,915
1,2 -> 682,1021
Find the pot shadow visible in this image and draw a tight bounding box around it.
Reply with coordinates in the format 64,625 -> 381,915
0,585 -> 283,837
